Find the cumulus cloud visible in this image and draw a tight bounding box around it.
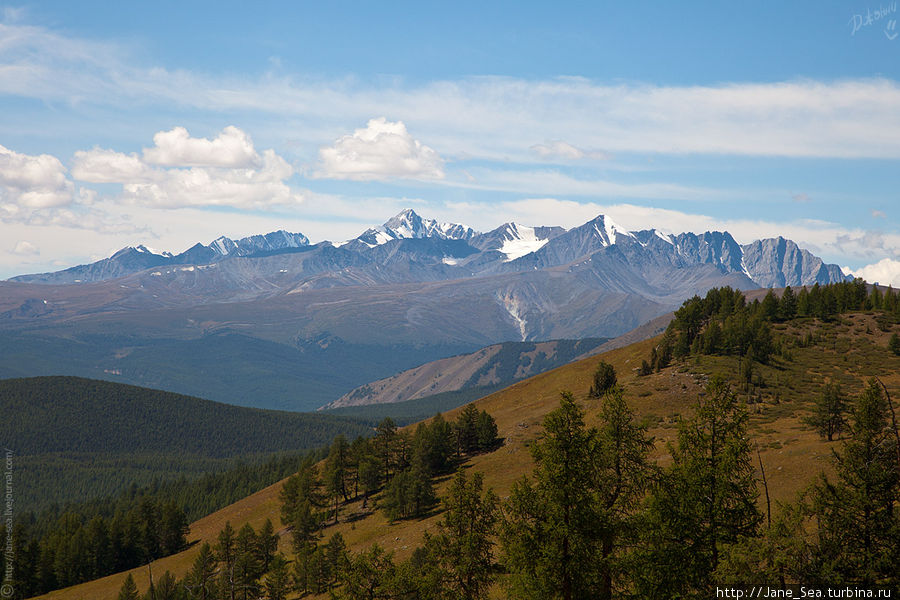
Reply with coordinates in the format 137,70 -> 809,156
316,117 -> 445,181
0,144 -> 74,211
845,258 -> 900,286
72,149 -> 155,183
71,127 -> 304,209
530,141 -> 610,161
13,240 -> 39,255
143,126 -> 260,168
122,150 -> 301,209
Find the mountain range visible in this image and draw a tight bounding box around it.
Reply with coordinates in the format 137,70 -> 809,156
0,209 -> 849,410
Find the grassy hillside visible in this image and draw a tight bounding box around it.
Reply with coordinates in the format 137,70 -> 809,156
1,376 -> 371,513
34,308 -> 900,600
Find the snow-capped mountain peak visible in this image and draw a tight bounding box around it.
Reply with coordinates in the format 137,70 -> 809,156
356,209 -> 478,246
589,214 -> 634,247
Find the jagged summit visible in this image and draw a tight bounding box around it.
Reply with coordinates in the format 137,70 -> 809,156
354,208 -> 478,247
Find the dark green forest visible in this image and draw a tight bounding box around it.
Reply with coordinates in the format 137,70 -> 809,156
0,376 -> 371,512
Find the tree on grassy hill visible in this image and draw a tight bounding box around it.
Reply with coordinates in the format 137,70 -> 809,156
421,470 -> 499,599
636,377 -> 760,598
118,573 -> 140,600
263,555 -> 290,600
811,379 -> 900,586
589,361 -> 617,397
501,389 -> 653,600
889,332 -> 900,356
805,382 -> 846,441
186,542 -> 217,600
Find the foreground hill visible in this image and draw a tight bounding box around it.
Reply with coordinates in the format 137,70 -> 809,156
1,376 -> 370,513
36,295 -> 900,600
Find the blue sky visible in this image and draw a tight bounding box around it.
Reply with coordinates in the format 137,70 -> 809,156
1,1 -> 900,283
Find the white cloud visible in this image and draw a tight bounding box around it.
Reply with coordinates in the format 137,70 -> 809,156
122,150 -> 302,209
143,126 -> 260,168
792,193 -> 812,203
845,258 -> 900,286
530,141 -> 610,161
0,144 -> 73,210
71,127 -> 304,209
12,240 -> 38,255
871,209 -> 886,218
71,149 -> 155,183
316,117 -> 445,181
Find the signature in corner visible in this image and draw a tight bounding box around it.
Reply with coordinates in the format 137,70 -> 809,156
848,2 -> 898,39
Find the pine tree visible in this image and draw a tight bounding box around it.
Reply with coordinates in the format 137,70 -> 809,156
889,332 -> 900,356
589,361 -> 617,397
264,555 -> 289,600
594,386 -> 654,598
186,542 -> 217,600
811,379 -> 900,585
118,573 -> 141,600
335,544 -> 397,600
325,533 -> 350,588
805,382 -> 846,441
424,470 -> 499,599
256,519 -> 277,572
500,391 -> 604,599
779,285 -> 797,320
455,404 -> 481,454
153,570 -> 181,600
761,289 -> 779,321
324,435 -> 351,522
374,417 -> 399,481
637,377 -> 761,598
475,410 -> 499,451
233,524 -> 261,600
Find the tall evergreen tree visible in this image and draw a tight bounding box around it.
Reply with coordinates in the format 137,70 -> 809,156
423,470 -> 499,599
186,543 -> 217,600
500,391 -> 604,599
589,361 -> 617,397
118,573 -> 141,600
811,379 -> 900,586
256,519 -> 277,572
637,377 -> 761,598
805,382 -> 846,441
263,555 -> 289,600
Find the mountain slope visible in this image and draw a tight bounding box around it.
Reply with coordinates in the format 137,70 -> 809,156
323,337 -> 609,409
38,305 -> 900,600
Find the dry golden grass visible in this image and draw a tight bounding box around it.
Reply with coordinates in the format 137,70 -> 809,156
34,313 -> 900,600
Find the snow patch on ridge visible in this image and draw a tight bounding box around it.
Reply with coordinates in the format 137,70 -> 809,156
499,223 -> 549,261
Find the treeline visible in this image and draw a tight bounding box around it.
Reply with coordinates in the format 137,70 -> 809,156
1,497 -> 188,596
642,279 -> 900,374
5,452 -> 317,597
